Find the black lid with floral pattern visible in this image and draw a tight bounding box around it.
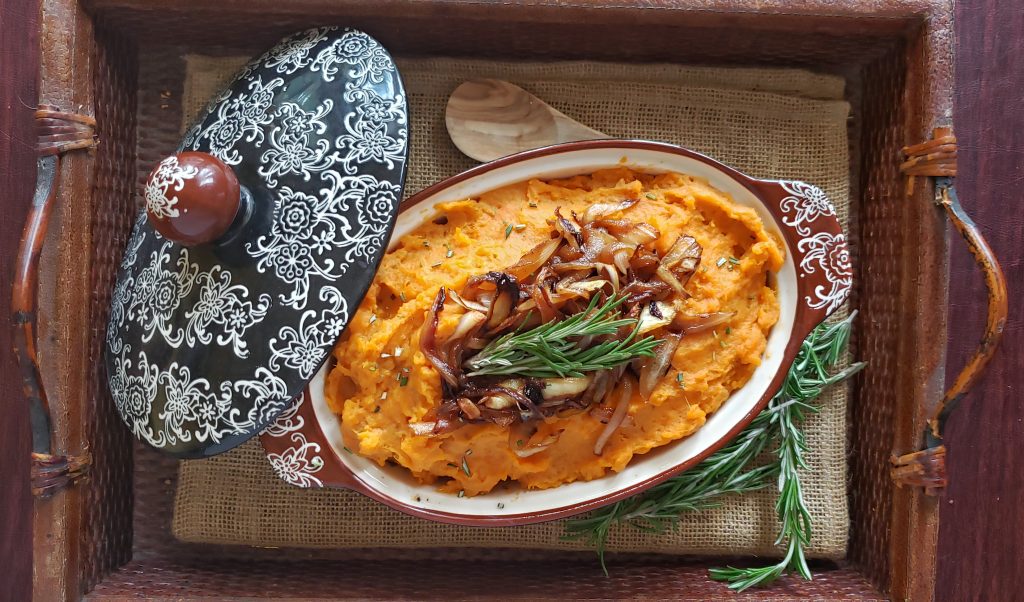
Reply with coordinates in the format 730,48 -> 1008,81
105,27 -> 408,458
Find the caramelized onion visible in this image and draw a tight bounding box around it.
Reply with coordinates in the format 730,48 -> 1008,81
553,208 -> 584,249
594,377 -> 633,455
639,332 -> 681,399
506,237 -> 561,282
447,289 -> 488,313
673,311 -> 735,335
594,219 -> 660,246
420,288 -> 459,387
637,301 -> 677,334
457,397 -> 482,419
513,433 -> 559,458
619,279 -> 671,305
661,234 -> 702,270
449,310 -> 486,341
540,376 -> 592,400
581,197 -> 639,224
423,203 -> 715,434
656,264 -> 687,295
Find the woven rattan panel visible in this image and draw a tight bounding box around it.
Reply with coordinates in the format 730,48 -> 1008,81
847,47 -> 907,591
87,557 -> 882,600
80,25 -> 137,591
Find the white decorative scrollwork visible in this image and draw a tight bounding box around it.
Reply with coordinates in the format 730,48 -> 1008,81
127,242 -> 198,347
258,100 -> 338,187
778,180 -> 837,236
184,266 -> 273,358
335,88 -> 407,175
269,286 -> 348,379
262,393 -> 324,487
311,30 -> 392,86
798,231 -> 853,314
188,76 -> 284,165
107,26 -> 407,454
261,28 -> 329,75
145,156 -> 199,219
247,169 -> 398,310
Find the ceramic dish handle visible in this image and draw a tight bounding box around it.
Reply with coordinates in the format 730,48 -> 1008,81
752,179 -> 853,338
12,106 -> 96,497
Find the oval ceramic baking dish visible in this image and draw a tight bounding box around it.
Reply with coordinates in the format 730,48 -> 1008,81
260,139 -> 852,526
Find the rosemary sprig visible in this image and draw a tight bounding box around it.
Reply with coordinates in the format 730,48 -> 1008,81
464,293 -> 661,378
564,311 -> 864,591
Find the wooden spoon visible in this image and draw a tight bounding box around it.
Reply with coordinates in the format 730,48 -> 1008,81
445,79 -> 607,162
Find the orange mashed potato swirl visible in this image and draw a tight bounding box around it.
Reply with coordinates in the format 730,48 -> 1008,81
326,168 -> 783,496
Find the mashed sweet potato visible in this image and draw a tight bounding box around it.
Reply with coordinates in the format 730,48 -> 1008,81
326,168 -> 783,495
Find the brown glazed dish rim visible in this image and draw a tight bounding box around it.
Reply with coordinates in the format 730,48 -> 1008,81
260,139 -> 850,526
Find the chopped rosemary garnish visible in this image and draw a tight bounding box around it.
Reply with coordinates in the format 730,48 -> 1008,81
431,262 -> 443,268
564,312 -> 864,591
457,490 -> 465,498
398,375 -> 409,387
513,223 -> 526,232
374,405 -> 381,413
528,201 -> 538,208
645,192 -> 657,200
464,293 -> 661,378
400,292 -> 407,303
676,372 -> 684,388
461,456 -> 472,476
725,327 -> 732,335
716,257 -> 727,268
446,248 -> 455,258
728,256 -> 740,265
504,223 -> 514,239
497,502 -> 505,509
422,240 -> 430,247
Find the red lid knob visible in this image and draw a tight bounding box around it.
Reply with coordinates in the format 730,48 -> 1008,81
144,152 -> 241,246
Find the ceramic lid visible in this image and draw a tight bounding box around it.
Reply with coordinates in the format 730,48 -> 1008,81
105,27 -> 409,458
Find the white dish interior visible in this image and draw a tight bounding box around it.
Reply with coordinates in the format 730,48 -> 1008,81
309,146 -> 797,517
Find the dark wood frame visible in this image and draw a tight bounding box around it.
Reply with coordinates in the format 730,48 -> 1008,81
2,0 -> 1019,600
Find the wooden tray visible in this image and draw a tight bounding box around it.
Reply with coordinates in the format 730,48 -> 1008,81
15,0 -> 1006,599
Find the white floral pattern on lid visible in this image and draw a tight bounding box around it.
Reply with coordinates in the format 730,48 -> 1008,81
106,27 -> 408,458
145,156 -> 199,219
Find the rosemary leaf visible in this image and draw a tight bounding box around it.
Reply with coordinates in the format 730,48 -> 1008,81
464,293 -> 660,378
564,311 -> 864,587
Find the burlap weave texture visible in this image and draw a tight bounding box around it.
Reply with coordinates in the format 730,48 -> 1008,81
172,55 -> 851,558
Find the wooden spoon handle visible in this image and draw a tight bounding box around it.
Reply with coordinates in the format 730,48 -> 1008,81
446,79 -> 605,162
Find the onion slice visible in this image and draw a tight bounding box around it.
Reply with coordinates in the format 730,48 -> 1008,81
506,237 -> 561,282
420,288 -> 459,387
581,197 -> 639,224
540,376 -> 592,400
673,311 -> 735,335
553,208 -> 584,249
594,378 -> 633,455
514,433 -> 559,458
637,301 -> 677,335
638,332 -> 681,400
447,289 -> 488,313
409,421 -> 436,435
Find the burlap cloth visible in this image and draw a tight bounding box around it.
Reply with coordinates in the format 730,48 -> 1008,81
172,56 -> 852,559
